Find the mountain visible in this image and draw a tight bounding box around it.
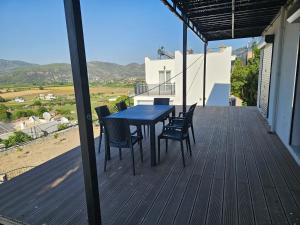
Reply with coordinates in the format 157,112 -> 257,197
0,59 -> 145,85
0,59 -> 37,72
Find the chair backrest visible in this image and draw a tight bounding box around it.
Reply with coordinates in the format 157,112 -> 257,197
116,101 -> 128,111
102,118 -> 132,148
153,98 -> 170,105
95,105 -> 111,124
188,103 -> 197,115
182,111 -> 193,135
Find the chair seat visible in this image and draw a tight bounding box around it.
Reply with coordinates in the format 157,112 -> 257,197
110,135 -> 139,148
171,119 -> 184,127
158,129 -> 187,140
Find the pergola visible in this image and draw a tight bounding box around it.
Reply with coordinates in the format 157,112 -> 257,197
63,0 -> 289,224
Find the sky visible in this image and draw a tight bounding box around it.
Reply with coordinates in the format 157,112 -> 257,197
0,0 -> 254,65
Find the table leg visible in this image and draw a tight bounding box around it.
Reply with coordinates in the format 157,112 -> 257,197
150,123 -> 156,166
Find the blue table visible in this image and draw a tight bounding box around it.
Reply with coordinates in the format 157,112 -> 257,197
107,105 -> 175,166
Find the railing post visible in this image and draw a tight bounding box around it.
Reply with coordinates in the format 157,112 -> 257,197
63,1 -> 102,225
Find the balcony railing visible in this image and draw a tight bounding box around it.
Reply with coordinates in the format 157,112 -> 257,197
134,83 -> 175,96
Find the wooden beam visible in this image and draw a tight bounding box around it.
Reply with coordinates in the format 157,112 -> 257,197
63,1 -> 102,225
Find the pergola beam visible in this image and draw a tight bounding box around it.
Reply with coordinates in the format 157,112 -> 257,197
203,42 -> 207,107
232,0 -> 235,38
63,1 -> 102,225
161,0 -> 207,42
183,20 -> 187,112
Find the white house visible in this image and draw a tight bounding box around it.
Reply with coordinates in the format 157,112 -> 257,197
14,97 -> 25,103
134,46 -> 232,106
39,93 -> 56,101
257,2 -> 300,164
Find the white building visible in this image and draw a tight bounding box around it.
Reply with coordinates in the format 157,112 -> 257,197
14,97 -> 25,103
134,46 -> 232,106
39,93 -> 56,101
257,2 -> 300,164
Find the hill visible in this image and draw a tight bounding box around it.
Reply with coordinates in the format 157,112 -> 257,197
0,59 -> 145,85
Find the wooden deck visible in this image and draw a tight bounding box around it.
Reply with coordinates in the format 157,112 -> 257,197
0,107 -> 300,225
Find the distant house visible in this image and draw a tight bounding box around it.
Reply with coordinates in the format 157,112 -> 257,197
14,97 -> 25,103
39,93 -> 56,101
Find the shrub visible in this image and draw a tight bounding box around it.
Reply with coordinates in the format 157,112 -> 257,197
14,110 -> 35,119
58,124 -> 68,131
0,96 -> 6,102
55,108 -> 71,116
37,106 -> 48,117
39,86 -> 44,90
33,100 -> 42,106
3,131 -> 32,148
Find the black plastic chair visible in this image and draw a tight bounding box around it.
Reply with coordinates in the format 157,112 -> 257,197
157,111 -> 192,167
95,105 -> 111,153
169,103 -> 197,143
116,101 -> 127,111
115,100 -> 144,139
153,98 -> 170,105
153,98 -> 170,127
102,118 -> 143,175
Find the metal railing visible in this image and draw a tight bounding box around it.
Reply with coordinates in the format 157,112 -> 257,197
134,83 -> 175,96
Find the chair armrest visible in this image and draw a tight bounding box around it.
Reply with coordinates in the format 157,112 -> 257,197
169,116 -> 184,121
178,112 -> 186,117
164,124 -> 183,131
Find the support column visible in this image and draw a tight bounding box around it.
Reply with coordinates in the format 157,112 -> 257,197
183,21 -> 187,112
63,1 -> 102,225
203,42 -> 208,107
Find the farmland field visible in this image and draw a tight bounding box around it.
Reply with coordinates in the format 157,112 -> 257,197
0,84 -> 134,123
0,85 -> 132,99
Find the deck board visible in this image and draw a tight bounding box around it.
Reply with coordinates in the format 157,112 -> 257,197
0,107 -> 300,225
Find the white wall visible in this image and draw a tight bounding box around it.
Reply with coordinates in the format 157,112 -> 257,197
260,5 -> 300,164
136,47 -> 232,106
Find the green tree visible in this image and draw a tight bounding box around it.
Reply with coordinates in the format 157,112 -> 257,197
231,43 -> 260,106
115,95 -> 133,107
3,131 -> 32,148
0,104 -> 11,121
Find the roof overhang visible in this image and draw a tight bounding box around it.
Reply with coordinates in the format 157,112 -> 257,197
161,0 -> 289,42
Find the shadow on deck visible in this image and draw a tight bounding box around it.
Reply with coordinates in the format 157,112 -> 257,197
0,107 -> 300,225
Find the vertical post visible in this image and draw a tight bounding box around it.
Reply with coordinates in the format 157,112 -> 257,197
63,1 -> 102,225
183,20 -> 187,112
203,42 -> 208,107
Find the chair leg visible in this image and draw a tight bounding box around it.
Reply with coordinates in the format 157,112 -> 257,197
104,144 -> 109,172
98,127 -> 103,153
187,136 -> 192,156
165,139 -> 168,153
180,140 -> 186,167
139,141 -> 143,163
158,137 -> 161,164
186,139 -> 189,153
119,148 -> 122,160
130,146 -> 136,175
191,123 -> 196,144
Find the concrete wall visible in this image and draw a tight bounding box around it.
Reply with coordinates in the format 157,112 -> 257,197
259,5 -> 300,164
135,47 -> 232,106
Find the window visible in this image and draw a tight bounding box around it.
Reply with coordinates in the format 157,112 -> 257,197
158,70 -> 171,84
